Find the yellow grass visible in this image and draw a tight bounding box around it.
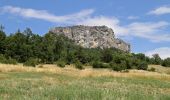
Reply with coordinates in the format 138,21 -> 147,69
0,64 -> 170,81
149,65 -> 170,74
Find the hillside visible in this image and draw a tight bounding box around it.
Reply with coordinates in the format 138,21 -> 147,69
0,64 -> 170,100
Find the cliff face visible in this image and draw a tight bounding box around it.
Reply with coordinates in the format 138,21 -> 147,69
50,25 -> 130,52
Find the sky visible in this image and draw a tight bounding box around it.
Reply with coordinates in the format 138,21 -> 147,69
0,0 -> 170,59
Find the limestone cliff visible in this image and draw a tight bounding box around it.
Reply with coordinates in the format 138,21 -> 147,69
50,25 -> 130,52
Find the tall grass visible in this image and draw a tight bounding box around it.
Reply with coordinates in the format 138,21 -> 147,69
0,64 -> 170,99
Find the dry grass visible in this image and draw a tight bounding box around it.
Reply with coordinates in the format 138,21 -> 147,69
0,64 -> 170,81
149,65 -> 170,74
0,64 -> 170,99
79,68 -> 170,81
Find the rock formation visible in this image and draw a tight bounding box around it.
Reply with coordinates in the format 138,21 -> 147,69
50,25 -> 130,52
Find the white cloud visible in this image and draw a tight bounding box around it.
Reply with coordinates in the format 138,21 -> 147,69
1,6 -> 170,42
125,21 -> 170,42
1,6 -> 94,23
127,16 -> 139,20
145,47 -> 170,59
149,6 -> 170,15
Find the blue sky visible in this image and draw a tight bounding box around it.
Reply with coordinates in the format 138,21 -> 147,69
0,0 -> 170,58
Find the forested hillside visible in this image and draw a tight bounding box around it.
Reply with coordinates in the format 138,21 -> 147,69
0,26 -> 170,71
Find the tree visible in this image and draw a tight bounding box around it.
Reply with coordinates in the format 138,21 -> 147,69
101,48 -> 113,63
0,25 -> 6,54
134,53 -> 146,61
152,54 -> 162,65
5,30 -> 28,62
137,61 -> 148,70
162,58 -> 170,67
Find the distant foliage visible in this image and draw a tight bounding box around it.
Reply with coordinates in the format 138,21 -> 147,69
0,26 -> 157,71
0,54 -> 7,63
162,58 -> 170,67
7,57 -> 17,65
0,54 -> 17,65
137,62 -> 148,70
151,54 -> 162,65
92,61 -> 109,68
23,58 -> 39,67
75,60 -> 84,70
109,60 -> 127,71
148,67 -> 156,72
55,60 -> 66,68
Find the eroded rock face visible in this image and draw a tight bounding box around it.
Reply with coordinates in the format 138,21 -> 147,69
50,25 -> 130,52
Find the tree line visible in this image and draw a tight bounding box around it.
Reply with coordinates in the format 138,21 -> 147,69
0,26 -> 170,71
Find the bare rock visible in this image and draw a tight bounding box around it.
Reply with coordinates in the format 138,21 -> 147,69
50,25 -> 130,52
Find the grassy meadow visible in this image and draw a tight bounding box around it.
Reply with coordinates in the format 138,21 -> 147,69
0,64 -> 170,100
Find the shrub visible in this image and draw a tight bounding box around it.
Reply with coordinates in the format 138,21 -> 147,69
75,61 -> 84,70
110,61 -> 127,71
55,60 -> 66,68
137,62 -> 148,70
37,64 -> 43,68
92,61 -> 109,68
101,49 -> 113,63
162,58 -> 170,67
110,64 -> 122,71
7,57 -> 17,65
0,54 -> 7,64
0,55 -> 17,65
92,61 -> 102,68
148,67 -> 156,72
23,58 -> 39,67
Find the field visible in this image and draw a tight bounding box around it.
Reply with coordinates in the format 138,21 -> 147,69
0,64 -> 170,100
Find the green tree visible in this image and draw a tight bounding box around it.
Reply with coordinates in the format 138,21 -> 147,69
152,54 -> 162,65
0,26 -> 6,54
101,48 -> 113,63
162,58 -> 170,67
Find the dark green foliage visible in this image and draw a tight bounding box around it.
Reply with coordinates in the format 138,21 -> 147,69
151,54 -> 162,65
110,61 -> 127,71
148,67 -> 156,72
162,58 -> 170,67
134,53 -> 146,61
92,61 -> 110,68
0,26 -> 156,71
75,60 -> 84,70
0,54 -> 17,64
137,62 -> 148,70
0,27 -> 6,54
7,57 -> 17,65
0,54 -> 7,63
23,58 -> 39,67
55,60 -> 66,68
101,49 -> 113,63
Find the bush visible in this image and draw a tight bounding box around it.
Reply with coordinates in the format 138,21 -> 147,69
37,64 -> 43,68
92,61 -> 109,68
110,61 -> 127,71
137,62 -> 148,70
23,58 -> 39,67
55,60 -> 66,68
110,64 -> 122,71
7,57 -> 17,65
75,61 -> 84,70
92,61 -> 102,68
148,67 -> 156,72
0,55 -> 17,65
162,58 -> 170,67
0,54 -> 7,64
